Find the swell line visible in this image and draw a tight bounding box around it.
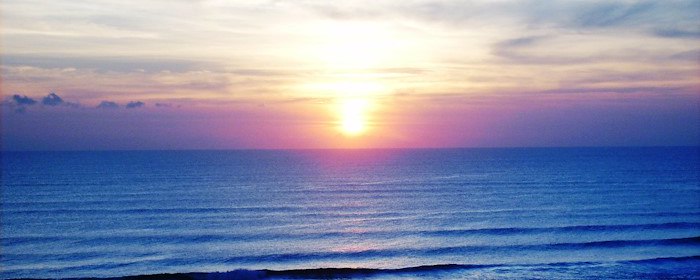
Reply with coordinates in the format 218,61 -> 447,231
219,236 -> 700,262
10,256 -> 699,280
5,236 -> 699,265
5,222 -> 699,247
4,222 -> 699,246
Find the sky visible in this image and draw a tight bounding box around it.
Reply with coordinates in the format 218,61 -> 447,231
1,0 -> 699,150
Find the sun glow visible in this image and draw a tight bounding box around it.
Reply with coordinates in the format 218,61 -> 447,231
302,21 -> 402,138
339,98 -> 371,136
314,21 -> 398,69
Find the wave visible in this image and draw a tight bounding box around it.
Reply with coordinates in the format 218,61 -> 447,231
422,222 -> 700,236
10,256 -> 699,280
6,207 -> 700,224
260,256 -> 700,278
4,222 -> 698,246
217,236 -> 700,263
6,236 -> 698,265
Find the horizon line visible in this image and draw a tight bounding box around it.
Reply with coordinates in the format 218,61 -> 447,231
2,144 -> 698,153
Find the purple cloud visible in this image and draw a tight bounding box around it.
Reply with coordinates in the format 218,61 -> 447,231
42,93 -> 64,106
12,95 -> 37,105
97,101 -> 119,109
126,101 -> 145,109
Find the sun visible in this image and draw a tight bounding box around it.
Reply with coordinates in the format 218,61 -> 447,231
300,21 -> 397,137
339,99 -> 370,136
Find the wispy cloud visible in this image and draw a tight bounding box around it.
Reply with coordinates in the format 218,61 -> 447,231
2,54 -> 218,73
567,1 -> 656,28
654,28 -> 700,39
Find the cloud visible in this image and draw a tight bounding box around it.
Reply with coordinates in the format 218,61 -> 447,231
154,102 -> 183,108
9,93 -> 81,111
301,0 -> 699,39
97,101 -> 119,109
42,93 -> 64,106
489,33 -> 690,65
126,101 -> 145,109
538,86 -> 692,95
279,97 -> 333,104
669,49 -> 700,61
1,54 -> 217,73
569,1 -> 655,28
64,101 -> 82,108
12,95 -> 38,105
491,35 -> 582,64
654,29 -> 700,39
496,36 -> 545,49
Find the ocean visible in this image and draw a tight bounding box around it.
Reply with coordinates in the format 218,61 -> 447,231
1,147 -> 699,279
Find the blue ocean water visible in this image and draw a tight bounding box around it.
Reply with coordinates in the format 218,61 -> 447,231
1,147 -> 699,279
